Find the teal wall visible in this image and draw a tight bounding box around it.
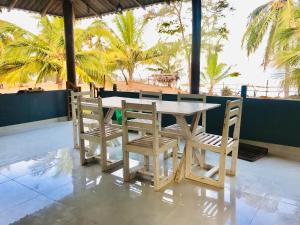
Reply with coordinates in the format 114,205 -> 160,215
1,89 -> 299,148
0,90 -> 68,127
100,90 -> 300,148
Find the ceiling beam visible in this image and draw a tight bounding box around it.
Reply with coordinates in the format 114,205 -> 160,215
41,0 -> 54,17
80,0 -> 101,17
8,0 -> 18,11
132,0 -> 145,9
102,0 -> 117,10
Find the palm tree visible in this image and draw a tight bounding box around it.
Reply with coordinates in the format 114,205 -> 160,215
0,17 -> 112,87
201,50 -> 240,95
147,41 -> 182,74
242,0 -> 296,97
106,11 -> 160,84
273,7 -> 300,95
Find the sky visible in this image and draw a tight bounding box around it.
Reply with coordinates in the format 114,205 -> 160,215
0,0 -> 281,91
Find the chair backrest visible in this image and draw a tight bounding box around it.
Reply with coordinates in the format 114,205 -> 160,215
77,96 -> 104,133
122,101 -> 159,149
139,90 -> 162,100
71,90 -> 93,119
177,93 -> 207,129
221,99 -> 243,147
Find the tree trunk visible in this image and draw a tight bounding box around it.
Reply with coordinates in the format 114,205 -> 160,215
128,68 -> 134,84
56,75 -> 63,90
78,76 -> 83,84
187,55 -> 192,90
284,65 -> 290,98
208,84 -> 214,95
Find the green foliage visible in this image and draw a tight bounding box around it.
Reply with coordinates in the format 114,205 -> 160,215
242,0 -> 295,68
0,17 -> 112,86
147,41 -> 182,74
201,50 -> 240,95
105,11 -> 161,83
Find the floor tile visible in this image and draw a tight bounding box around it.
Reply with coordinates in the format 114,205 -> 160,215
0,174 -> 10,184
0,180 -> 39,212
251,199 -> 300,225
14,161 -> 73,195
0,195 -> 58,225
1,122 -> 300,225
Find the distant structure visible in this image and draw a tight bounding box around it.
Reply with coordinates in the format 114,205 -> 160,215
148,73 -> 179,88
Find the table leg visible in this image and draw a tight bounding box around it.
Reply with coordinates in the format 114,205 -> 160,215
174,112 -> 201,182
104,108 -> 116,124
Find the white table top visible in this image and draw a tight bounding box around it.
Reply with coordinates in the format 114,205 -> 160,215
102,96 -> 220,116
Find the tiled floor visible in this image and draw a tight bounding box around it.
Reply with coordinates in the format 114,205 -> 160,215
0,122 -> 300,225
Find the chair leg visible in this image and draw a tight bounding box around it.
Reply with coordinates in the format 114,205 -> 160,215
123,151 -> 130,182
173,145 -> 179,176
101,139 -> 108,171
79,138 -> 86,166
163,151 -> 169,160
185,142 -> 193,177
144,156 -> 150,171
218,152 -> 226,188
229,144 -> 239,176
200,149 -> 206,168
153,154 -> 160,191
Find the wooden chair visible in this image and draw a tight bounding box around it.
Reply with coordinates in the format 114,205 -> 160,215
185,99 -> 243,188
77,96 -> 123,171
134,91 -> 163,165
130,91 -> 163,128
162,93 -> 207,138
71,90 -> 93,149
122,101 -> 179,191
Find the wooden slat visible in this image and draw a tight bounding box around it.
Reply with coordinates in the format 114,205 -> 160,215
140,90 -> 162,100
205,166 -> 219,178
72,91 -> 92,97
178,93 -> 206,102
80,97 -> 98,104
229,108 -> 239,117
41,0 -> 54,16
82,113 -> 99,120
229,99 -> 242,108
127,121 -> 153,131
126,111 -> 153,120
81,104 -> 99,112
228,117 -> 238,127
124,102 -> 154,111
8,0 -> 18,11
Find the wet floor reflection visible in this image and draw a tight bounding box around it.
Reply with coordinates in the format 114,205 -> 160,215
1,148 -> 300,225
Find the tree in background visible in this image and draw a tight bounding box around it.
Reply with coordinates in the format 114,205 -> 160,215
274,6 -> 300,95
0,17 -> 112,88
147,41 -> 183,74
201,50 -> 240,95
105,11 -> 160,84
242,0 -> 296,97
146,0 -> 233,88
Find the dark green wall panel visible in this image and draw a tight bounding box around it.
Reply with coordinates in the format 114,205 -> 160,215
100,90 -> 300,147
0,90 -> 68,127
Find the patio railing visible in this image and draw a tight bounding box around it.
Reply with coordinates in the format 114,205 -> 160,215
0,88 -> 299,148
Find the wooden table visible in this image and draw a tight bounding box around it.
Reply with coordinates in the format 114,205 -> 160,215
101,96 -> 220,182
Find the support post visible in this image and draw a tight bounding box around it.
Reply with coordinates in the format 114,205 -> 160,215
241,85 -> 247,98
63,0 -> 76,89
190,0 -> 202,94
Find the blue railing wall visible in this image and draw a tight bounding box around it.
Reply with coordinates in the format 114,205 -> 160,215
0,90 -> 68,127
99,90 -> 300,148
0,89 -> 299,148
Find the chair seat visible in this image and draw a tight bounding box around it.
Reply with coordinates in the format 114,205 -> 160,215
128,118 -> 152,124
192,132 -> 234,150
162,124 -> 204,137
81,124 -> 123,140
127,135 -> 177,153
